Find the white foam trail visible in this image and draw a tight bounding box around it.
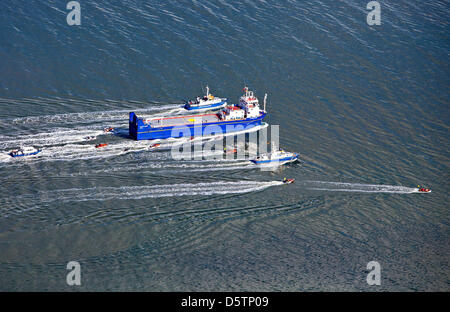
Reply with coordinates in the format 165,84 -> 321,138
0,104 -> 183,150
0,128 -> 105,149
305,181 -> 417,194
37,141 -> 156,161
94,160 -> 252,173
1,181 -> 284,215
0,122 -> 269,165
148,107 -> 185,117
0,153 -> 12,163
0,140 -> 156,164
4,104 -> 180,126
170,164 -> 256,173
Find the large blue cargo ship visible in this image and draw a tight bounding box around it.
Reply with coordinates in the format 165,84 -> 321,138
130,87 -> 267,140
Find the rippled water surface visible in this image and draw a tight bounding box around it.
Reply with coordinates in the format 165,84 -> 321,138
0,0 -> 448,291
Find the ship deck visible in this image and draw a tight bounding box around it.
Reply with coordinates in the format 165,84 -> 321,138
144,113 -> 220,128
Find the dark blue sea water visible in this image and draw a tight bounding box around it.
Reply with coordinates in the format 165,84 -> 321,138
0,0 -> 448,291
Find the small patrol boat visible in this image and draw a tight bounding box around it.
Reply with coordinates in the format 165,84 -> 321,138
9,146 -> 41,157
149,143 -> 160,149
95,143 -> 108,148
183,86 -> 227,111
250,143 -> 299,165
225,147 -> 237,154
416,186 -> 431,193
283,178 -> 295,184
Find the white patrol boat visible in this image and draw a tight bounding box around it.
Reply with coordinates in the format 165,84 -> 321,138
9,146 -> 41,157
250,143 -> 299,165
183,85 -> 227,111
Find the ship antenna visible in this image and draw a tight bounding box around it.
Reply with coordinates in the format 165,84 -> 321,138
263,93 -> 267,112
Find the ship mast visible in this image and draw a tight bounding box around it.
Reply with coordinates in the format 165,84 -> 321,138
206,85 -> 210,97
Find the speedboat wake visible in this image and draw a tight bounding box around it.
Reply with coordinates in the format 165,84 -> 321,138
305,181 -> 419,194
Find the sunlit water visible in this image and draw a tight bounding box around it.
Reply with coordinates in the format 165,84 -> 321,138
0,0 -> 448,291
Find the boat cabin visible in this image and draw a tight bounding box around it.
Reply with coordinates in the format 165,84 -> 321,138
220,105 -> 245,120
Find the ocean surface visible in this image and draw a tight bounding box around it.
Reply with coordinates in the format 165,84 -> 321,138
0,0 -> 448,291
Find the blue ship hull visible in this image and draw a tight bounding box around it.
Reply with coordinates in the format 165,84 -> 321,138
129,112 -> 266,140
183,99 -> 227,110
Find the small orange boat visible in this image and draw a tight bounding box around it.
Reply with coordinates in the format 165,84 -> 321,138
225,148 -> 237,154
95,143 -> 108,148
149,143 -> 160,149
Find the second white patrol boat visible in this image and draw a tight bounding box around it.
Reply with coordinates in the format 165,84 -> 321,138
250,144 -> 299,165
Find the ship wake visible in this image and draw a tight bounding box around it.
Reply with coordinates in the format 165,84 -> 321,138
1,180 -> 284,216
305,181 -> 418,194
